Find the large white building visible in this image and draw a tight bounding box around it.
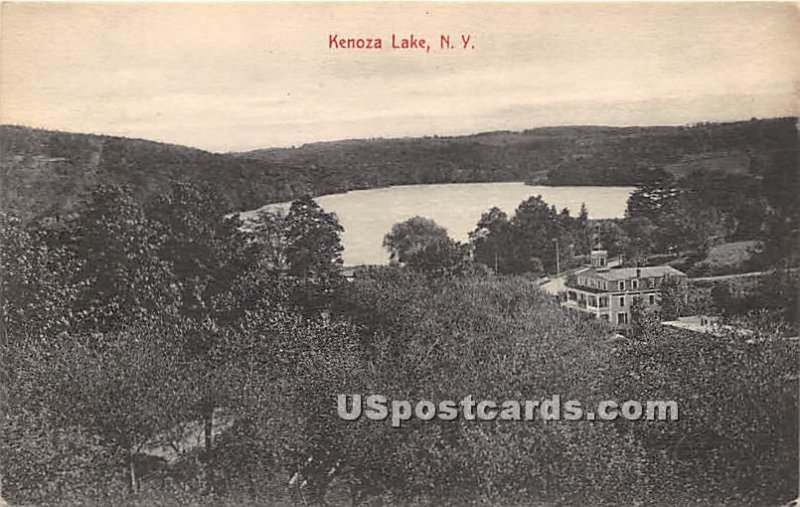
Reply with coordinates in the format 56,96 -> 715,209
561,249 -> 687,326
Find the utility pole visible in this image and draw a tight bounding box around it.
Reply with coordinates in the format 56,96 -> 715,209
553,238 -> 560,276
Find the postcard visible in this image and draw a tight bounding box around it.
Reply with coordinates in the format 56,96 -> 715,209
1,2 -> 798,506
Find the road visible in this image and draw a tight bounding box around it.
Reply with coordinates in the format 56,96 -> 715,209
689,269 -> 797,283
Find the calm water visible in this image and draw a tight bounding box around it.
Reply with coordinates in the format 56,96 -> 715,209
241,183 -> 634,266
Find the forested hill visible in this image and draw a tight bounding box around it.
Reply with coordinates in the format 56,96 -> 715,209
241,117 -> 797,186
0,126 -> 322,221
2,117 -> 796,221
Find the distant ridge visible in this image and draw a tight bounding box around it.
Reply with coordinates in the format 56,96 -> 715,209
239,117 -> 797,188
2,117 -> 796,221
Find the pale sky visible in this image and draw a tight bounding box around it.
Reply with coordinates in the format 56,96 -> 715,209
1,2 -> 798,152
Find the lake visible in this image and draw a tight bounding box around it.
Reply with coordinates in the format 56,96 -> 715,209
240,182 -> 634,266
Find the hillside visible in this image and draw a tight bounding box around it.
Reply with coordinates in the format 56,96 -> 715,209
1,117 -> 796,221
0,126 -> 318,221
242,118 -> 797,187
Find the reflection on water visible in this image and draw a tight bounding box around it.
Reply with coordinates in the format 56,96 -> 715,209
241,182 -> 634,266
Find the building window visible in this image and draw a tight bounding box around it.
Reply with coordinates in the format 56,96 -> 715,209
619,296 -> 625,307
648,278 -> 655,288
618,281 -> 625,290
617,313 -> 628,325
600,314 -> 609,321
602,281 -> 607,290
599,296 -> 608,308
568,291 -> 577,301
649,294 -> 655,304
632,280 -> 639,290
588,296 -> 597,307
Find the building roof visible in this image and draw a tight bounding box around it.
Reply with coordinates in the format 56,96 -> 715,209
661,315 -> 753,338
661,315 -> 721,333
583,265 -> 686,281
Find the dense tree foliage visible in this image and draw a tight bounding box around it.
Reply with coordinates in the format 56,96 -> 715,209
147,182 -> 255,329
470,196 -> 589,274
0,213 -> 80,344
623,125 -> 798,263
51,322 -> 197,494
613,320 -> 797,504
283,196 -> 345,313
329,269 -> 644,505
383,216 -> 450,265
66,185 -> 179,334
145,181 -> 259,489
382,217 -> 472,277
590,220 -> 627,258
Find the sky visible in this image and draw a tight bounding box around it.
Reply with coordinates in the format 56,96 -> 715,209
1,2 -> 798,152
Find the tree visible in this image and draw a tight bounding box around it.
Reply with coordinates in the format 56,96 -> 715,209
250,209 -> 289,274
383,216 -> 451,265
329,271 -> 644,505
0,213 -> 80,344
508,196 -> 569,274
68,185 -> 178,334
659,275 -> 688,320
223,209 -> 292,315
677,172 -> 763,241
592,220 -> 628,258
710,283 -> 734,316
383,216 -> 470,277
147,181 -> 255,336
1,339 -> 122,504
0,214 -> 83,502
613,317 -> 797,503
469,197 -> 588,275
146,181 -> 256,490
50,321 -> 196,495
578,202 -> 589,223
284,196 -> 345,313
470,208 -> 514,274
215,305 -> 369,504
629,297 -> 662,340
657,194 -> 731,254
472,207 -> 508,237
622,216 -> 658,263
574,203 -> 592,255
734,272 -> 799,331
760,209 -> 799,274
625,173 -> 678,220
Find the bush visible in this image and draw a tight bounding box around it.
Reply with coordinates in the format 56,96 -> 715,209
613,320 -> 798,504
330,271 -> 644,504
